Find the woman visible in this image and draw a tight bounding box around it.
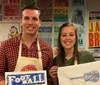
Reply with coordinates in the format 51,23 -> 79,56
49,22 -> 95,85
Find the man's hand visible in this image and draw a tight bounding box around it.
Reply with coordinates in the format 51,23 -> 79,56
0,80 -> 5,85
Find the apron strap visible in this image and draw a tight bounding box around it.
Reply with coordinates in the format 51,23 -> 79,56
37,38 -> 42,58
37,38 -> 43,68
74,58 -> 78,65
18,40 -> 22,58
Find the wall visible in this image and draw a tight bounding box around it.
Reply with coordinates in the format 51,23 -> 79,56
87,0 -> 100,11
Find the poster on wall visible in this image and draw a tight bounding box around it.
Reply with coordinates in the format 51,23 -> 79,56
53,0 -> 69,22
5,71 -> 47,85
88,11 -> 100,57
0,22 -> 20,44
69,0 -> 86,49
54,22 -> 65,47
38,22 -> 53,46
37,0 -> 52,21
0,0 -> 2,21
2,0 -> 20,21
71,0 -> 85,5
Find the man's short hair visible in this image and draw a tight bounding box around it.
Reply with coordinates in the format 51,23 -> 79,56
21,0 -> 40,12
21,4 -> 40,12
20,0 -> 41,18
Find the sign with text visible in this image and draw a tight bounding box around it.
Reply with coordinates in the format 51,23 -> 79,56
5,71 -> 47,85
2,0 -> 20,21
88,11 -> 100,57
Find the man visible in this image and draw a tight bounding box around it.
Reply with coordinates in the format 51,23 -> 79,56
0,4 -> 53,85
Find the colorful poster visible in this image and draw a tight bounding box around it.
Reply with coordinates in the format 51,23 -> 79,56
38,22 -> 53,46
37,0 -> 52,21
53,0 -> 69,22
54,22 -> 65,47
76,24 -> 85,49
0,0 -> 2,21
88,21 -> 100,47
58,61 -> 100,85
69,0 -> 86,49
71,0 -> 85,5
5,71 -> 47,85
0,22 -> 20,44
2,0 -> 20,21
88,11 -> 100,57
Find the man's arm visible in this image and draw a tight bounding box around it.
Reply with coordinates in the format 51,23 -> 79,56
0,43 -> 6,85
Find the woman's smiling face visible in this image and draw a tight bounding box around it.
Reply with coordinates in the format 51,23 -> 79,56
60,26 -> 76,51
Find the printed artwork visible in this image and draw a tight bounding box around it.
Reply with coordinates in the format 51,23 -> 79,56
72,0 -> 84,4
2,0 -> 20,20
38,22 -> 53,46
69,0 -> 86,49
37,0 -> 52,21
88,11 -> 100,57
54,22 -> 65,47
58,61 -> 100,85
0,22 -> 20,45
0,0 -> 2,20
53,0 -> 69,22
71,8 -> 84,26
5,71 -> 47,85
8,26 -> 19,38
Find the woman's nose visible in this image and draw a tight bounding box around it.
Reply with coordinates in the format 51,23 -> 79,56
66,35 -> 70,39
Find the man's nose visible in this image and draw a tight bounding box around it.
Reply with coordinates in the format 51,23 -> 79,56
28,19 -> 34,24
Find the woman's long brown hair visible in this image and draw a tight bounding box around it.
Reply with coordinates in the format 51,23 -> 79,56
56,22 -> 79,66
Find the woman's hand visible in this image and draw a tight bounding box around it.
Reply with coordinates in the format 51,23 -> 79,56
49,66 -> 58,79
